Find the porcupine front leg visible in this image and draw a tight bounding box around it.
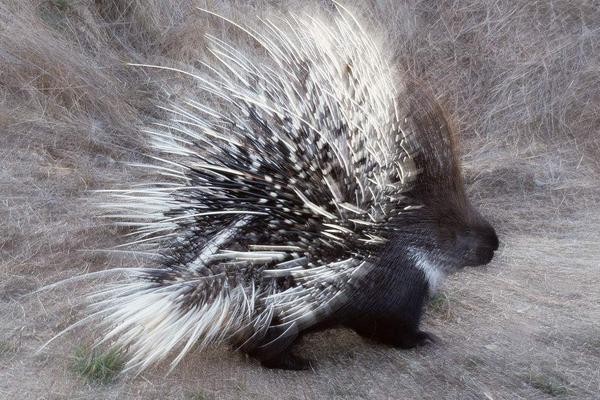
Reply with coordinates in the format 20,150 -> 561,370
344,257 -> 437,349
346,298 -> 437,349
348,315 -> 436,349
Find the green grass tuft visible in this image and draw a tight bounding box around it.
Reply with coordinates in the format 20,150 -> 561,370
523,372 -> 570,397
73,346 -> 125,385
189,390 -> 215,400
427,292 -> 451,316
463,355 -> 484,372
0,341 -> 16,356
51,0 -> 69,10
428,293 -> 447,311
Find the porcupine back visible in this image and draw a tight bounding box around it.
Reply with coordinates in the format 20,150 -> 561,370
92,5 -> 421,372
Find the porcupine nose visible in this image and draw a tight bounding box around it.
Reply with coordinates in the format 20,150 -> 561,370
476,224 -> 499,265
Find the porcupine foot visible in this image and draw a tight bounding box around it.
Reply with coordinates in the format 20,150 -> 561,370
394,330 -> 438,349
260,350 -> 312,370
348,317 -> 437,349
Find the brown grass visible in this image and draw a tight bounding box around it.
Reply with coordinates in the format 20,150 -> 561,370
1,0 -> 599,399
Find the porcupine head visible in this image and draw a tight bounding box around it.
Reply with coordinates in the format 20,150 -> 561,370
79,4 -> 498,372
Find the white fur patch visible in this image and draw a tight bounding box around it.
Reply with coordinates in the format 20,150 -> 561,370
410,249 -> 447,294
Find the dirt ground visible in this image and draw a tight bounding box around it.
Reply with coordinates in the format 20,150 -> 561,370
1,1 -> 599,399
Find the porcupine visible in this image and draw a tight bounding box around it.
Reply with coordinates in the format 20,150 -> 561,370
89,4 -> 499,371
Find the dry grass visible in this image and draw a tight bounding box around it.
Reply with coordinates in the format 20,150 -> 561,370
0,0 -> 599,399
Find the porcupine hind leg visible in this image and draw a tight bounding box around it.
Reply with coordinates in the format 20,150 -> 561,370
259,347 -> 311,370
246,324 -> 312,370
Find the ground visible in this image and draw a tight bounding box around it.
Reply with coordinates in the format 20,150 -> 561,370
1,0 -> 599,399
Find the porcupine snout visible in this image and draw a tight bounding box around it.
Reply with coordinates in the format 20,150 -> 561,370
457,221 -> 499,267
